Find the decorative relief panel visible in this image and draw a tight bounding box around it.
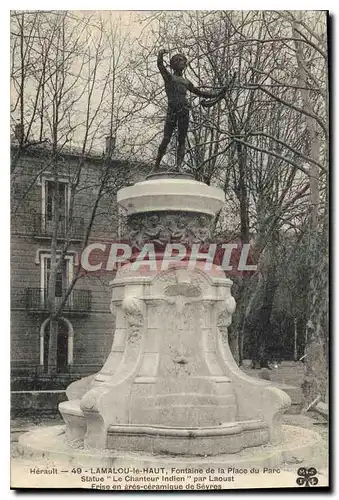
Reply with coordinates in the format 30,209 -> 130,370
122,211 -> 213,248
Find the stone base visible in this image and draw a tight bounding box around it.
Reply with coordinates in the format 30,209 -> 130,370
59,400 -> 270,456
106,420 -> 269,456
18,424 -> 323,470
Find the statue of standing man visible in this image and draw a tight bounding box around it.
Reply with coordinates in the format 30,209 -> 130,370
154,49 -> 229,171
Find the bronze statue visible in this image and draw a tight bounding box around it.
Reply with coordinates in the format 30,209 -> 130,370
155,49 -> 229,171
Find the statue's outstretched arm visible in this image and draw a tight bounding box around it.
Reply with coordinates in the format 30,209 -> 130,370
187,81 -> 224,99
157,49 -> 171,81
188,73 -> 236,104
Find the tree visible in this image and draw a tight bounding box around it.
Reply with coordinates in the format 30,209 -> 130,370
11,10 -> 151,374
131,10 -> 328,373
11,10 -> 328,382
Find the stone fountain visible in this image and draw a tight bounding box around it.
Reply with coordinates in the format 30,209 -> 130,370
19,173 -> 323,471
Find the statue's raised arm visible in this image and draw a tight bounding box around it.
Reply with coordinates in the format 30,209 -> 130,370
157,49 -> 171,82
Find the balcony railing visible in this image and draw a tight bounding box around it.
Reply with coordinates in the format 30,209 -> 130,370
25,288 -> 92,313
33,213 -> 84,240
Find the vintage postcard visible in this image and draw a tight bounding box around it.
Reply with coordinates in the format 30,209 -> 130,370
10,9 -> 329,490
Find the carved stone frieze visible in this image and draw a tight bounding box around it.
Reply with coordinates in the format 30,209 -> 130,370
121,211 -> 213,249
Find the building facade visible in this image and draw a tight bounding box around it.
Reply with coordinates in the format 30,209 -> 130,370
11,143 -> 144,385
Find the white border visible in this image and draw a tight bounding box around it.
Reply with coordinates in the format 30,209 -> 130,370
3,4 -> 336,499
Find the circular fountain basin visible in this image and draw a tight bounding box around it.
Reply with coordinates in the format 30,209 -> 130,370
18,424 -> 323,469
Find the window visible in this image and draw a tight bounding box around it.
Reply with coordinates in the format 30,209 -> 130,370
41,178 -> 70,234
45,180 -> 68,221
44,258 -> 67,297
40,253 -> 74,306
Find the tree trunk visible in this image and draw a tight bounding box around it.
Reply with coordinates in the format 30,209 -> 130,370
302,232 -> 328,403
47,154 -> 59,375
47,318 -> 58,375
292,18 -> 328,405
236,142 -> 250,244
229,141 -> 250,365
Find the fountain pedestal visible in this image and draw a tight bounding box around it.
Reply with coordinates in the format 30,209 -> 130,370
59,175 -> 290,455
